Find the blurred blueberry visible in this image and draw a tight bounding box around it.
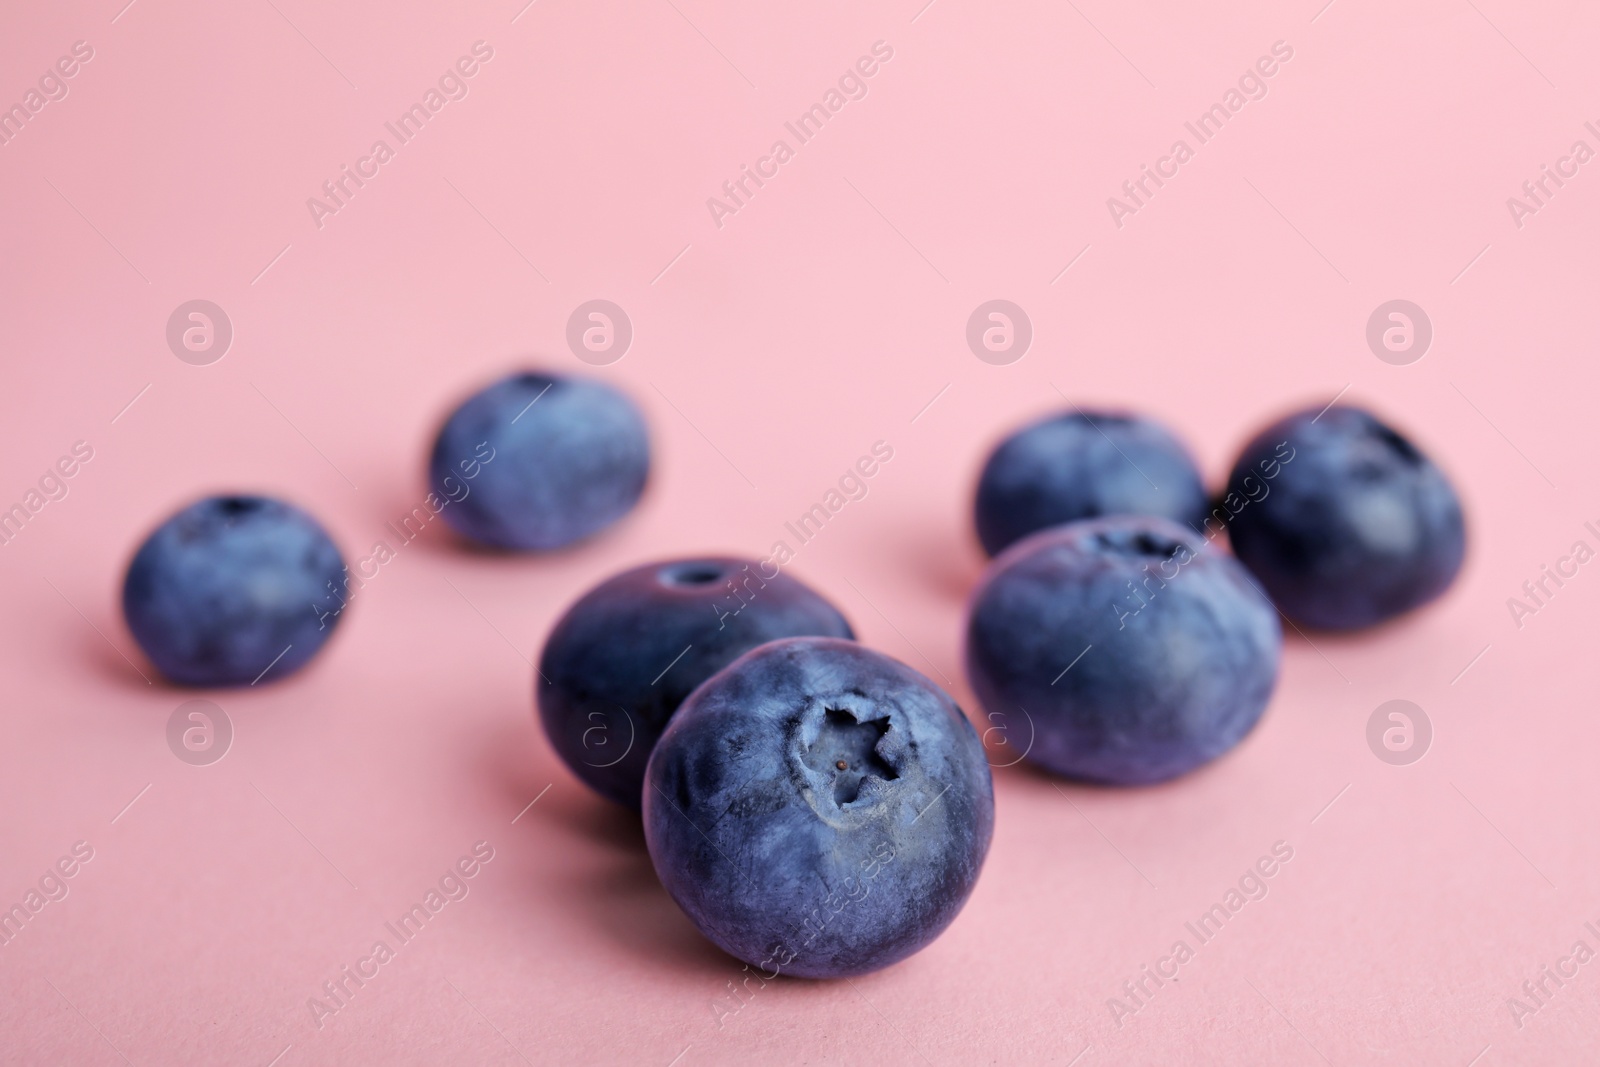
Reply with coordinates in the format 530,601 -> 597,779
965,516 -> 1280,785
429,371 -> 649,550
644,637 -> 993,979
122,495 -> 347,687
974,408 -> 1209,557
1224,404 -> 1465,629
538,557 -> 854,809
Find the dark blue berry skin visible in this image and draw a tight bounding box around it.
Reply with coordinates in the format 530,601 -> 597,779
122,495 -> 347,687
538,558 -> 855,809
429,371 -> 649,551
965,516 -> 1280,785
1224,404 -> 1466,630
974,409 -> 1209,557
643,637 -> 993,979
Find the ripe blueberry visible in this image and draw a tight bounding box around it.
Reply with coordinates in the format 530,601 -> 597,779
965,516 -> 1281,785
122,495 -> 347,687
974,408 -> 1208,557
644,637 -> 994,978
1224,404 -> 1466,629
429,371 -> 649,551
538,558 -> 854,809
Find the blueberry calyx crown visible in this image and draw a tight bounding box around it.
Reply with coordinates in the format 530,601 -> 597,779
658,561 -> 726,587
797,706 -> 900,810
1090,527 -> 1186,560
512,371 -> 559,392
215,495 -> 265,516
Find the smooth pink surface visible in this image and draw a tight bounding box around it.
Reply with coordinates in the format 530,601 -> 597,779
2,0 -> 1596,1063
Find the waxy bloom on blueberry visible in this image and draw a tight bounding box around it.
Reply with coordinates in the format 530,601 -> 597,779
966,516 -> 1280,785
1224,403 -> 1465,630
644,638 -> 993,978
538,557 -> 854,809
122,495 -> 347,687
974,408 -> 1208,557
429,371 -> 649,551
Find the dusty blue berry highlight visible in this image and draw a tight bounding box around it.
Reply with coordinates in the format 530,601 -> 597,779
122,495 -> 347,687
429,371 -> 649,551
1224,404 -> 1466,630
965,516 -> 1280,785
538,557 -> 854,809
974,408 -> 1209,557
644,637 -> 994,979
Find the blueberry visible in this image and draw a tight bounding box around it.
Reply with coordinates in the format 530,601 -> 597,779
122,495 -> 347,687
965,516 -> 1280,785
1223,404 -> 1466,629
429,371 -> 649,551
643,637 -> 993,979
538,558 -> 855,809
974,408 -> 1209,557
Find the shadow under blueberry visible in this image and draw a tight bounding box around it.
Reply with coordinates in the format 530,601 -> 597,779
77,605 -> 357,695
364,480 -> 647,565
353,485 -> 484,560
997,714 -> 1278,800
472,702 -> 649,854
75,622 -> 163,691
471,700 -> 739,972
552,844 -> 734,974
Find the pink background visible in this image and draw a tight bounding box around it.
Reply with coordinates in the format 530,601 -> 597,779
1,0 -> 1596,1063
